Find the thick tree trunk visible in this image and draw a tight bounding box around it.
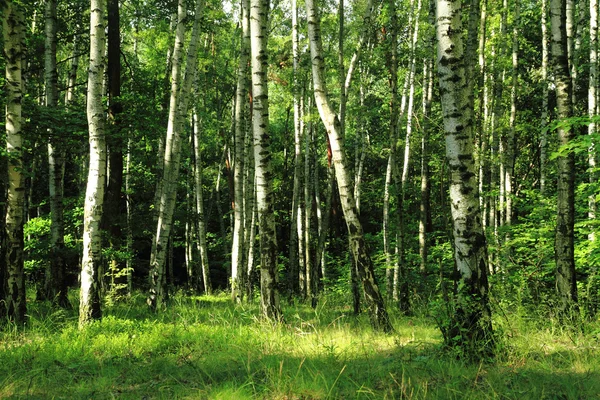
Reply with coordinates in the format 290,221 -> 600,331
551,0 -> 578,318
306,0 -> 392,332
80,0 -> 107,327
3,1 -> 26,323
506,0 -> 519,225
436,0 -> 493,356
250,0 -> 282,321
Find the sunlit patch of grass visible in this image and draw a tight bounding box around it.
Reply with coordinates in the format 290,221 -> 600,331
0,291 -> 599,398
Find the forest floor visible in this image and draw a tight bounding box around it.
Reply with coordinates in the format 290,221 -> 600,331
0,291 -> 599,399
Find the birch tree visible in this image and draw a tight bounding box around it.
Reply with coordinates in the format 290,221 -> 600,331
3,0 -> 26,323
148,0 -> 204,310
80,0 -> 107,326
306,0 -> 392,332
231,0 -> 251,303
44,0 -> 69,307
250,0 -> 282,320
436,0 -> 493,355
551,0 -> 578,318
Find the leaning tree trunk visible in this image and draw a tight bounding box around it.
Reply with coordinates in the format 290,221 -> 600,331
148,0 -> 204,310
44,0 -> 69,307
306,0 -> 393,333
3,0 -> 26,323
80,0 -> 107,327
551,0 -> 578,318
436,0 -> 493,357
250,0 -> 282,321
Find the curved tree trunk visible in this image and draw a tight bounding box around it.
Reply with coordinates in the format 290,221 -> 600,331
306,0 -> 392,333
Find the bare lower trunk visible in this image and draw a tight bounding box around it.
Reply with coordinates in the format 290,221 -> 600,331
3,1 -> 26,323
80,0 -> 106,326
307,0 -> 392,332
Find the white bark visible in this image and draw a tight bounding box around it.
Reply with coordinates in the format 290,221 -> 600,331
3,0 -> 26,323
589,0 -> 598,242
306,0 -> 392,332
80,0 -> 107,326
436,0 -> 492,351
250,0 -> 281,320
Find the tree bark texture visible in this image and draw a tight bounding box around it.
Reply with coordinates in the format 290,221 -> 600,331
306,0 -> 392,333
80,0 -> 107,327
3,0 -> 26,323
436,0 -> 493,355
551,0 -> 578,317
250,0 -> 282,321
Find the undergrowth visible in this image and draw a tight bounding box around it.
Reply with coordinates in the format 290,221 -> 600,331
0,291 -> 599,399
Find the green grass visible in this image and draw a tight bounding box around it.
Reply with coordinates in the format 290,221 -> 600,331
1,292 -> 599,399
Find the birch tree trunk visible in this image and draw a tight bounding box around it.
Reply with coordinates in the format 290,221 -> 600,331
148,0 -> 204,310
44,0 -> 69,307
231,0 -> 250,302
306,0 -> 392,332
436,0 -> 493,355
541,0 -> 549,194
250,0 -> 282,321
551,0 -> 578,318
193,105 -> 212,295
80,0 -> 107,326
589,0 -> 598,242
506,0 -> 519,225
3,0 -> 26,323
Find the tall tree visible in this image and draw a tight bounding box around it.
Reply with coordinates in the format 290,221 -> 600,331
436,0 -> 493,355
551,0 -> 578,317
80,0 -> 107,326
103,0 -> 127,296
44,0 -> 69,307
148,0 -> 204,310
306,0 -> 393,332
3,0 -> 26,323
589,0 -> 598,242
250,0 -> 282,320
232,0 -> 251,303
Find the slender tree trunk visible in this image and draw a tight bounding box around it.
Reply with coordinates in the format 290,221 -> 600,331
104,0 -> 127,297
506,0 -> 519,225
80,0 -> 107,326
3,0 -> 26,323
541,0 -> 549,194
250,0 -> 282,321
436,0 -> 493,356
149,0 -> 204,310
44,0 -> 69,307
589,0 -> 598,243
306,0 -> 392,332
193,105 -> 212,295
420,58 -> 433,276
231,0 -> 250,302
551,0 -> 578,318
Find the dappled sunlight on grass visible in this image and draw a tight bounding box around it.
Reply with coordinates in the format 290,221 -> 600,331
1,292 -> 599,398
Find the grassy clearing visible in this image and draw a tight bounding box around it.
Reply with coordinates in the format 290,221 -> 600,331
0,292 -> 599,399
